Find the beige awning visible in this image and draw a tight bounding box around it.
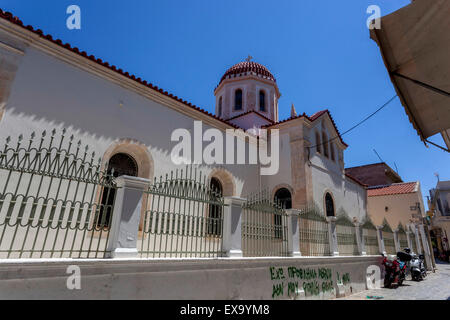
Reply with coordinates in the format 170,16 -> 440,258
370,0 -> 450,147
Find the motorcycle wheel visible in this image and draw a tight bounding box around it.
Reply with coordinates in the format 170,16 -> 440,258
384,274 -> 392,288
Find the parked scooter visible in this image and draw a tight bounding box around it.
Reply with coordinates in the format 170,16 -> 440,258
381,251 -> 411,288
404,248 -> 426,281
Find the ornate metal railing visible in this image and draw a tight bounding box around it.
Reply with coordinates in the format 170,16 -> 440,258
381,219 -> 395,254
241,190 -> 288,257
409,227 -> 418,253
298,204 -> 330,256
335,211 -> 359,256
0,130 -> 117,259
138,166 -> 225,258
361,216 -> 379,255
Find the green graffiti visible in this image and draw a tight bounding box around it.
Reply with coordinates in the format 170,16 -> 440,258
287,267 -> 317,280
321,280 -> 334,293
336,272 -> 351,285
342,273 -> 351,285
270,267 -> 285,280
287,281 -> 299,297
302,280 -> 320,296
318,268 -> 332,280
272,282 -> 284,299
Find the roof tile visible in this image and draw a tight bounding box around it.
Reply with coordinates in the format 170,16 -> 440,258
367,182 -> 418,197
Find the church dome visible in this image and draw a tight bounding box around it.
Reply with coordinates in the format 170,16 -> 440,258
219,61 -> 276,86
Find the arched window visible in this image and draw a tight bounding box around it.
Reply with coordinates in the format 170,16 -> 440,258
208,177 -> 223,236
315,131 -> 322,153
322,131 -> 329,158
218,96 -> 223,117
235,89 -> 243,110
325,193 -> 335,217
98,153 -> 138,228
274,188 -> 292,209
330,143 -> 335,161
274,188 -> 292,239
259,90 -> 266,112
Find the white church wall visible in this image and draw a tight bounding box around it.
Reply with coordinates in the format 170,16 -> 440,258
263,132 -> 293,197
0,46 -> 261,197
310,164 -> 366,221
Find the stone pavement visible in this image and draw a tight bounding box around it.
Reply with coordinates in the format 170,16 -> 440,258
337,261 -> 450,300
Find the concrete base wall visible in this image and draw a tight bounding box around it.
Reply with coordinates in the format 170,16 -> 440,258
0,256 -> 381,300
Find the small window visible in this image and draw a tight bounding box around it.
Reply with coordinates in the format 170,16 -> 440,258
330,143 -> 335,161
218,96 -> 222,117
235,89 -> 242,110
315,131 -> 322,153
259,90 -> 266,112
325,193 -> 334,217
322,131 -> 329,158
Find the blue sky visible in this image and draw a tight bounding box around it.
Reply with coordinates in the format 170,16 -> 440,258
1,0 -> 448,207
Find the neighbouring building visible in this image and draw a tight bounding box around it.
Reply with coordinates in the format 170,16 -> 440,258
429,180 -> 450,258
346,163 -> 433,267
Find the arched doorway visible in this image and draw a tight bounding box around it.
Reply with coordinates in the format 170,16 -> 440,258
325,192 -> 335,217
208,177 -> 223,235
98,153 -> 138,228
274,188 -> 292,209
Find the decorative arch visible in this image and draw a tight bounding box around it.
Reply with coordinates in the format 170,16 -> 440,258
101,138 -> 154,180
207,168 -> 236,197
99,138 -> 154,231
271,184 -> 294,208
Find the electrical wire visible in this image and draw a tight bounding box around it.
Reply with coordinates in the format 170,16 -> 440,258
308,94 -> 398,149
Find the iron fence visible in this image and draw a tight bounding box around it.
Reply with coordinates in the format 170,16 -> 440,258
381,220 -> 395,254
361,217 -> 379,255
138,166 -> 225,258
335,212 -> 359,256
0,130 -> 117,259
397,224 -> 408,250
241,190 -> 288,257
298,204 -> 330,256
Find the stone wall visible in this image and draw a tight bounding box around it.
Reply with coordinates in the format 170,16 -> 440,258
0,256 -> 381,299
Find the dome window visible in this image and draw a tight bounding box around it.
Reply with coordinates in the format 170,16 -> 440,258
235,89 -> 243,110
259,90 -> 266,112
218,96 -> 223,117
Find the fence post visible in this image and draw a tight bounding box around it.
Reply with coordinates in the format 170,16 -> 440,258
376,226 -> 386,255
326,216 -> 339,256
355,222 -> 364,255
413,225 -> 423,254
106,175 -> 150,259
417,224 -> 433,271
223,196 -> 245,258
393,229 -> 400,252
286,209 -> 301,257
406,231 -> 413,251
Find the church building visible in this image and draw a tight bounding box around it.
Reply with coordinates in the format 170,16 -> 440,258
0,9 -> 367,224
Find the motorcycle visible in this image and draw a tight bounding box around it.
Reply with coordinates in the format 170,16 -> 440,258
381,251 -> 411,288
409,253 -> 427,281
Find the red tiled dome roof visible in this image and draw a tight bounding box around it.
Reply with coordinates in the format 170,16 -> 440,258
219,61 -> 276,85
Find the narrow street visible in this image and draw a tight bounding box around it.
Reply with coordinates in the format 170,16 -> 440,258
338,261 -> 450,300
